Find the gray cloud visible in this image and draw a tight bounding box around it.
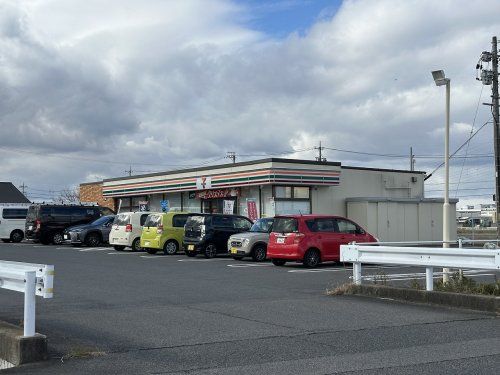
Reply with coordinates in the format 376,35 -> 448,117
0,0 -> 498,205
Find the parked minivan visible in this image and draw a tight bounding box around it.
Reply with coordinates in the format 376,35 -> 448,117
109,212 -> 153,251
141,212 -> 193,255
183,214 -> 253,258
0,204 -> 29,243
25,204 -> 114,245
267,215 -> 377,268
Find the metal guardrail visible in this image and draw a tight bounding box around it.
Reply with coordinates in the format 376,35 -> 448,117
0,261 -> 54,337
340,243 -> 500,292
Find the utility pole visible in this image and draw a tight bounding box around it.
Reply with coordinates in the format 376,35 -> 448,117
409,147 -> 416,171
19,182 -> 27,195
492,37 -> 500,239
226,152 -> 236,164
315,141 -> 326,162
125,166 -> 133,176
476,36 -> 500,238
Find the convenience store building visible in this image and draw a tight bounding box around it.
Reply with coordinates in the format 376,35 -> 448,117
81,158 -> 456,242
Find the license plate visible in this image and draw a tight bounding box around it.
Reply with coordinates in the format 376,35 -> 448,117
144,241 -> 150,246
231,248 -> 238,254
28,225 -> 33,230
277,237 -> 285,244
188,245 -> 194,251
64,234 -> 69,240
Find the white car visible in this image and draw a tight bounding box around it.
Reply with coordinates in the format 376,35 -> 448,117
0,204 -> 30,243
109,211 -> 153,251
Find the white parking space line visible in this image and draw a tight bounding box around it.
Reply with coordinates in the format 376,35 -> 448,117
360,269 -> 495,282
227,264 -> 273,268
79,248 -> 111,252
177,258 -> 233,262
288,265 -> 413,273
140,255 -> 169,259
107,252 -> 140,255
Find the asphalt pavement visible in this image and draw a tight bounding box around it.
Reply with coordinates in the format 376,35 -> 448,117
0,242 -> 499,374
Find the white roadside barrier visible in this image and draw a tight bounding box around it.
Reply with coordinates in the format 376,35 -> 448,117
340,242 -> 500,292
0,261 -> 54,337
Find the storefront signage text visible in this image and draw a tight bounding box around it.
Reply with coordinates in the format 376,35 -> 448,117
196,188 -> 240,199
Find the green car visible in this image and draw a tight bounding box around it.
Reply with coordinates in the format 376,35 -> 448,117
140,212 -> 192,255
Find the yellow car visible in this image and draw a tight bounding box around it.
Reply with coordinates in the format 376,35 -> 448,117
141,212 -> 192,255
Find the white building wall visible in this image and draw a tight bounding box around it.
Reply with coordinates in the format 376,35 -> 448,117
311,168 -> 425,217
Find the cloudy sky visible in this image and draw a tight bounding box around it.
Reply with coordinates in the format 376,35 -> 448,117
0,0 -> 498,206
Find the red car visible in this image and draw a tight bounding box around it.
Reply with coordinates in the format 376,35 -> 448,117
267,215 -> 377,268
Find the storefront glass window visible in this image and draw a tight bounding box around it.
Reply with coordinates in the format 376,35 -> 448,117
275,201 -> 310,215
275,186 -> 292,198
293,187 -> 310,199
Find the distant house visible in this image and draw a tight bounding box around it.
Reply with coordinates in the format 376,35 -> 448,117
0,182 -> 30,204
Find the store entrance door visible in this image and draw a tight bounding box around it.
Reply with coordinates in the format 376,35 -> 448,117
202,198 -> 237,214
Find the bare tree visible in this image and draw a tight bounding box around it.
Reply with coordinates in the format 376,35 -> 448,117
56,188 -> 80,204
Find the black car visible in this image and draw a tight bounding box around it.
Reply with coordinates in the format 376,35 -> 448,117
25,204 -> 114,245
63,215 -> 115,247
183,214 -> 253,258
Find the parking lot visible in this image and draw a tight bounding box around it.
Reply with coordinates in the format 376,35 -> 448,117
1,242 -> 499,374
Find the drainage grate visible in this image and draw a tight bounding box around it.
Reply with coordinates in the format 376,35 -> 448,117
0,358 -> 15,370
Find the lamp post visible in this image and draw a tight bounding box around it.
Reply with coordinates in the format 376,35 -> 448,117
432,70 -> 451,283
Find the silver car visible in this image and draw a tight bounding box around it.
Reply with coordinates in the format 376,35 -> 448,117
227,218 -> 274,261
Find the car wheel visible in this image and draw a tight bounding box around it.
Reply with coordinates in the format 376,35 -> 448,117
52,232 -> 64,245
272,259 -> 286,266
10,230 -> 24,243
251,245 -> 267,262
204,243 -> 217,259
2,239 -> 11,243
147,248 -> 158,254
303,249 -> 321,268
114,245 -> 125,251
186,251 -> 197,257
163,240 -> 178,255
85,233 -> 101,247
131,238 -> 142,252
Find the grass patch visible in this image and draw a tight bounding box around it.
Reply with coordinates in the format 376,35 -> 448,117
65,347 -> 106,359
435,272 -> 500,296
326,283 -> 355,296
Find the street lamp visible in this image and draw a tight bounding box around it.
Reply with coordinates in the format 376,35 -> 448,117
432,69 -> 451,283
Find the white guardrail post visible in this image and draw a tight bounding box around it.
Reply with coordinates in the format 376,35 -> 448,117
24,271 -> 36,337
0,261 -> 54,337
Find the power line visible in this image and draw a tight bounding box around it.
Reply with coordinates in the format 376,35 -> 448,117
424,119 -> 493,180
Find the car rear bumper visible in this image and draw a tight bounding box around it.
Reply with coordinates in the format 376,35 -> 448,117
141,238 -> 161,249
267,244 -> 303,260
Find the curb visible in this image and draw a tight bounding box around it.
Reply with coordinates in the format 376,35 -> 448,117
336,284 -> 500,314
0,321 -> 47,366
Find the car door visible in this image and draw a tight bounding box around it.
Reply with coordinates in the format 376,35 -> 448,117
313,218 -> 339,261
334,219 -> 359,258
101,216 -> 114,241
211,215 -> 234,251
171,214 -> 189,245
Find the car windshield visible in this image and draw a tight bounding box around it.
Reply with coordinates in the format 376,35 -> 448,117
144,215 -> 161,227
272,218 -> 298,233
26,206 -> 38,221
91,216 -> 111,226
114,214 -> 130,226
249,218 -> 274,233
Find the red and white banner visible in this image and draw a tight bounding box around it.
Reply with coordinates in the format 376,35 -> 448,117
196,188 -> 240,199
246,199 -> 258,221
